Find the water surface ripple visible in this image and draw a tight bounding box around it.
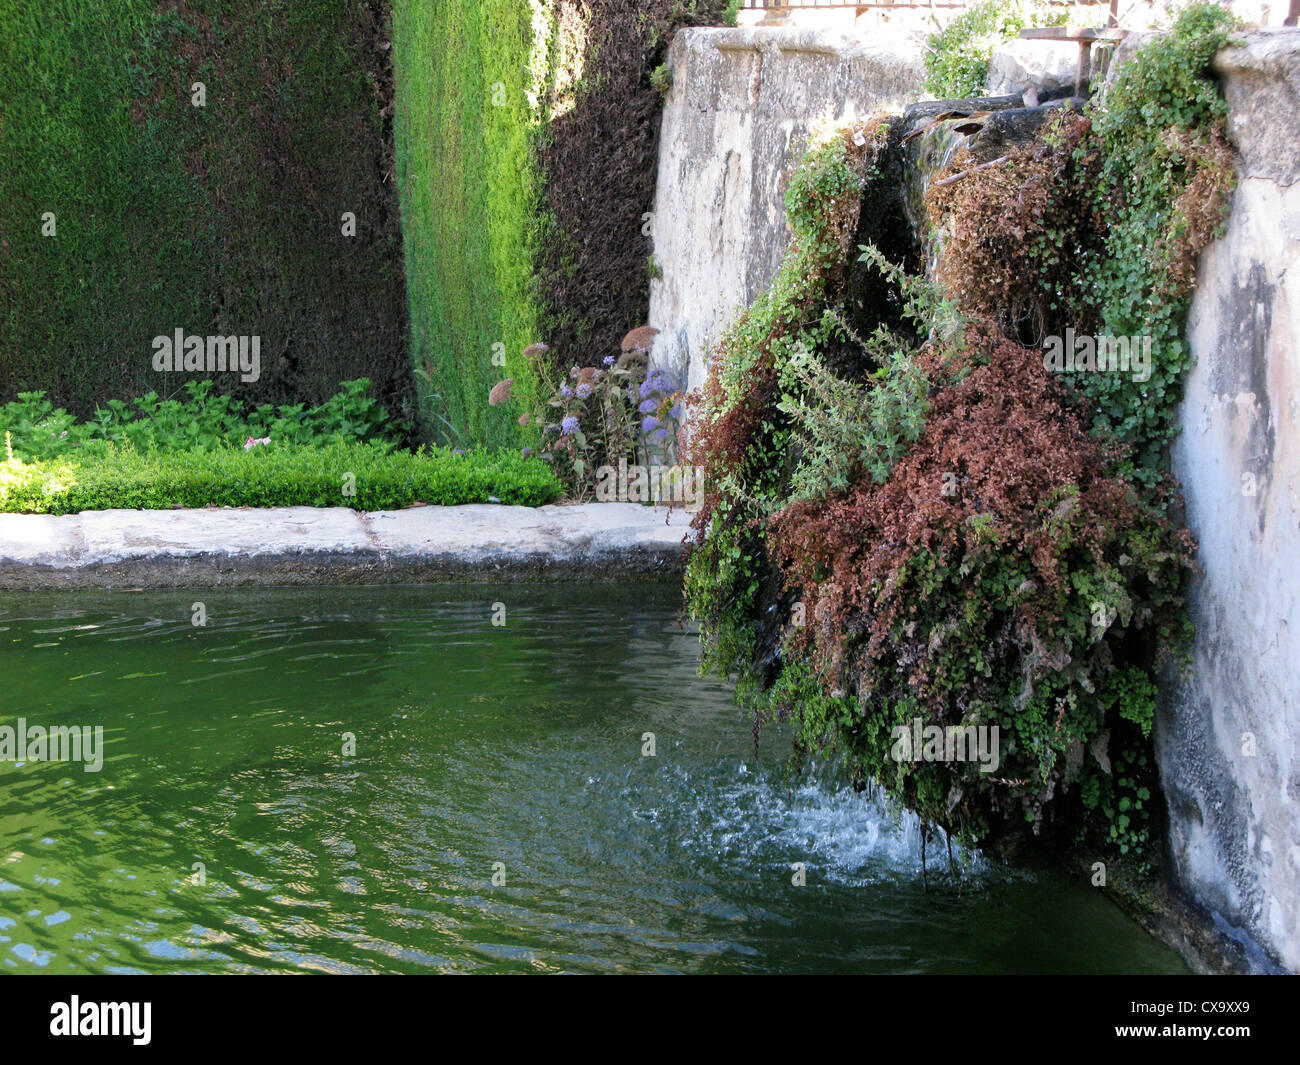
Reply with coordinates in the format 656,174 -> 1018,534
0,585 -> 1186,974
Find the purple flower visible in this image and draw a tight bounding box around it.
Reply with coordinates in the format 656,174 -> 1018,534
669,402 -> 683,421
641,416 -> 660,433
559,385 -> 573,399
638,398 -> 657,414
544,423 -> 560,435
576,382 -> 593,399
639,378 -> 654,399
561,415 -> 580,436
652,428 -> 668,442
602,355 -> 616,366
521,447 -> 534,458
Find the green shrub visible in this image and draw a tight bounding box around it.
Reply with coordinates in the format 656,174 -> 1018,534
0,442 -> 561,514
924,0 -> 1030,99
923,0 -> 1066,99
765,334 -> 1192,849
777,251 -> 962,500
1,380 -> 405,462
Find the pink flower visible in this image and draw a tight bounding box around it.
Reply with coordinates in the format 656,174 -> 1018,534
244,436 -> 271,450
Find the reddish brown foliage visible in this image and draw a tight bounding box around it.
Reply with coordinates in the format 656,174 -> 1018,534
1160,123 -> 1237,297
926,112 -> 1098,344
768,327 -> 1192,707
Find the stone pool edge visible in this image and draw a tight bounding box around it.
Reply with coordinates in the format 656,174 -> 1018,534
0,503 -> 693,589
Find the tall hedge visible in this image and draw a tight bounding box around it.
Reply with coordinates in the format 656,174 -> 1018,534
0,0 -> 411,422
392,0 -> 734,449
392,0 -> 546,449
533,2 -> 736,367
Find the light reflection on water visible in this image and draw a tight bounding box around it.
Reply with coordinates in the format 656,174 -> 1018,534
0,584 -> 1186,974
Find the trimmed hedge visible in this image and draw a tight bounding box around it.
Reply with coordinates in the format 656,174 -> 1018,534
392,1 -> 736,450
0,442 -> 561,514
393,0 -> 546,450
533,2 -> 738,365
0,0 -> 411,421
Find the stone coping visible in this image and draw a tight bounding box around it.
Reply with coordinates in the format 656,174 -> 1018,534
0,503 -> 694,589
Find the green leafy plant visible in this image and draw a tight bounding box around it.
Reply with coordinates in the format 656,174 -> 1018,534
1073,2 -> 1238,478
1,380 -> 406,463
0,441 -> 561,514
923,0 -> 1062,99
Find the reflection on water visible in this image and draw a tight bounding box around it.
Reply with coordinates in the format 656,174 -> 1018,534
0,584 -> 1186,974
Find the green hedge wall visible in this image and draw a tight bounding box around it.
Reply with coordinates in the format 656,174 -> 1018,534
0,0 -> 412,422
392,0 -> 546,450
392,1 -> 735,450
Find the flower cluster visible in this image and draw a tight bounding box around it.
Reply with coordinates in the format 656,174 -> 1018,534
489,327 -> 686,501
637,367 -> 683,447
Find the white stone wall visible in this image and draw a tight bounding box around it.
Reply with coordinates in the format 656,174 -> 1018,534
1157,29 -> 1300,973
646,27 -> 924,398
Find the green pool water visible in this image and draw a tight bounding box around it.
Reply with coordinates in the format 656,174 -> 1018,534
0,584 -> 1187,974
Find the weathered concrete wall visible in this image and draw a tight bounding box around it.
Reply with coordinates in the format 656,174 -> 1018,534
647,27 -> 925,396
1157,30 -> 1300,973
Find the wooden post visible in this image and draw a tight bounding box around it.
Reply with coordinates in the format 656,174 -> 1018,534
1075,39 -> 1091,98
